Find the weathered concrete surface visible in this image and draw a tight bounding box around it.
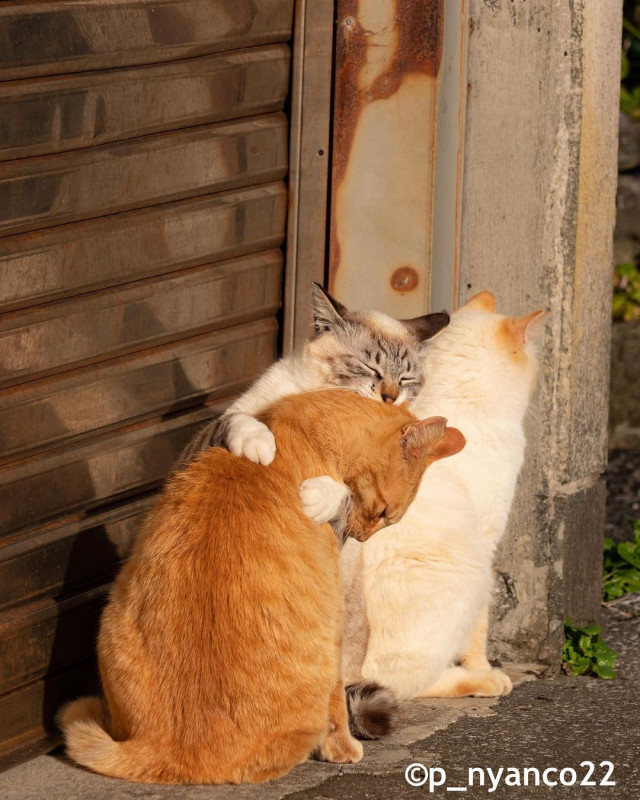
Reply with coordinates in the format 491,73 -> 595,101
1,607 -> 637,799
459,1 -> 621,664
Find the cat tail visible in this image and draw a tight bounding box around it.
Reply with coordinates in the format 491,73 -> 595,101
57,697 -> 160,783
345,681 -> 399,739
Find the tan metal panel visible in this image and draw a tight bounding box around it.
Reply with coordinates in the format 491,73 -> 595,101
0,0 -> 294,81
0,183 -> 286,312
0,496 -> 155,612
328,0 -> 444,317
0,587 -> 107,695
0,405 -> 221,537
0,251 -> 282,388
0,114 -> 288,237
0,46 -> 290,161
0,319 -> 277,463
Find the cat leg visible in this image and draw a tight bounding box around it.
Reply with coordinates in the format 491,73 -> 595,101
300,476 -> 352,536
418,606 -> 512,698
315,679 -> 363,764
178,412 -> 276,467
461,604 -> 512,694
340,541 -> 369,681
226,413 -> 276,465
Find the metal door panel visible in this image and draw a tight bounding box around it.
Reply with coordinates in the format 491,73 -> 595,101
0,587 -> 107,696
0,405 -> 221,537
0,0 -> 293,770
0,114 -> 288,237
0,496 -> 155,612
0,184 -> 286,313
0,46 -> 290,161
0,0 -> 294,80
0,660 -> 99,771
0,319 -> 277,463
328,0 -> 445,316
0,252 -> 282,388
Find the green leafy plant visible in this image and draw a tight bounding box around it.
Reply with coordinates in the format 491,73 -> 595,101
562,619 -> 617,679
603,519 -> 640,601
613,262 -> 640,321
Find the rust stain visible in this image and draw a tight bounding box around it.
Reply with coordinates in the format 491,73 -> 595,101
329,0 -> 445,290
390,265 -> 419,293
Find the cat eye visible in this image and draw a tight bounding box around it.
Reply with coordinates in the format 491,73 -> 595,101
376,508 -> 387,519
365,365 -> 383,380
399,376 -> 416,384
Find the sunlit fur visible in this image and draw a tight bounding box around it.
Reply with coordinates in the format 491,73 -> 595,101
58,390 -> 462,785
178,286 -> 449,469
308,308 -> 427,406
342,293 -> 548,700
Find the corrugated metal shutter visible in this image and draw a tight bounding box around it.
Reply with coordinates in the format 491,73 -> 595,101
0,0 -> 292,769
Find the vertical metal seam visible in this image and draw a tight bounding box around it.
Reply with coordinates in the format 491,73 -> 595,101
283,0 -> 307,354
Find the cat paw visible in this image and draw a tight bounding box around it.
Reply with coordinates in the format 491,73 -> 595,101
315,731 -> 363,764
490,667 -> 513,696
465,668 -> 513,698
419,665 -> 513,699
227,414 -> 276,465
300,476 -> 351,524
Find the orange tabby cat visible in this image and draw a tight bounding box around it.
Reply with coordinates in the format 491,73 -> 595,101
58,390 -> 464,785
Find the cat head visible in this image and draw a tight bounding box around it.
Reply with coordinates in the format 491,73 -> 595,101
305,283 -> 449,405
344,413 -> 465,542
425,290 -> 548,412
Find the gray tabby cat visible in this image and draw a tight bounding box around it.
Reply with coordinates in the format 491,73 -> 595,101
179,283 -> 449,478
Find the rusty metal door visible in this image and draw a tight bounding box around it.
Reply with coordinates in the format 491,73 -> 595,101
0,0 -> 293,769
327,0 -> 467,318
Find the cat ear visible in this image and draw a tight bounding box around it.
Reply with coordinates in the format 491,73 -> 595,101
464,291 -> 496,313
401,416 -> 466,462
400,312 -> 450,342
401,416 -> 443,459
506,309 -> 549,345
426,427 -> 466,461
311,282 -> 348,333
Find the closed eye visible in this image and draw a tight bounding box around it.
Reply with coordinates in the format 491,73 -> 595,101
364,365 -> 383,380
400,376 -> 417,384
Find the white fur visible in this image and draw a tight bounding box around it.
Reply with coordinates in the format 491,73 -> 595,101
343,304 -> 544,700
300,476 -> 351,524
220,348 -> 334,464
227,413 -> 277,465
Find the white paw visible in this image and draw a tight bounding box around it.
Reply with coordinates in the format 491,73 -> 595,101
300,476 -> 350,524
492,667 -> 513,696
227,414 -> 276,465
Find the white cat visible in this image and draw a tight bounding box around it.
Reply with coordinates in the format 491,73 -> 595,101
341,291 -> 547,699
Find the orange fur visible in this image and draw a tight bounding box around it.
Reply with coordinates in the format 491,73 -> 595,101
59,390 -> 463,784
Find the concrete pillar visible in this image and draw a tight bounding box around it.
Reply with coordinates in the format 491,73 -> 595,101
459,0 -> 622,666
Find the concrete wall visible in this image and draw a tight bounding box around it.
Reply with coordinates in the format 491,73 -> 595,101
459,0 -> 621,666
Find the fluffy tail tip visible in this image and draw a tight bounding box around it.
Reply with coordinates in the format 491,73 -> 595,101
55,695 -> 119,772
56,696 -> 104,732
346,681 -> 399,740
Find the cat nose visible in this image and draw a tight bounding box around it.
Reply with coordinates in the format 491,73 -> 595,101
381,391 -> 398,404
